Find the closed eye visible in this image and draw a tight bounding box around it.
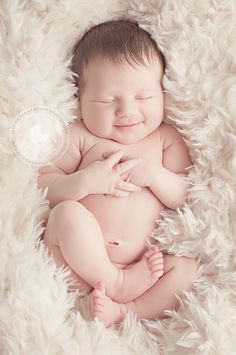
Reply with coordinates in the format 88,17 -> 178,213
92,96 -> 154,103
92,100 -> 114,104
136,96 -> 153,100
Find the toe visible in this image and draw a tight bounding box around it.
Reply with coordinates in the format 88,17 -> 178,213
144,246 -> 159,258
149,253 -> 163,262
143,249 -> 154,259
150,258 -> 164,267
96,281 -> 106,292
93,290 -> 103,298
150,246 -> 159,256
152,270 -> 164,278
152,264 -> 164,272
151,245 -> 159,251
94,304 -> 104,313
93,297 -> 104,306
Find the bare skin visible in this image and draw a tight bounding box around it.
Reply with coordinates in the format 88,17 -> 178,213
43,200 -> 164,303
38,56 -> 199,325
91,255 -> 200,327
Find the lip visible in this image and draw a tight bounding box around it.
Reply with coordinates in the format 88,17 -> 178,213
115,122 -> 140,129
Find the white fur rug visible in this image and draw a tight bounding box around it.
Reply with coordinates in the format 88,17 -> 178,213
1,0 -> 236,354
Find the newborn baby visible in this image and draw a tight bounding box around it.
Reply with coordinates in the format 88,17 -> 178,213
38,20 -> 200,327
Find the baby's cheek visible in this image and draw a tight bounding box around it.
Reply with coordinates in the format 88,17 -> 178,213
98,120 -> 114,138
151,110 -> 163,127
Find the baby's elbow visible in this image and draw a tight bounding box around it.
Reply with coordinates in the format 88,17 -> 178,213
171,201 -> 184,210
175,174 -> 190,209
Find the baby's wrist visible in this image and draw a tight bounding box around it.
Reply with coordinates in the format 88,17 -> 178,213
147,162 -> 158,187
72,169 -> 93,199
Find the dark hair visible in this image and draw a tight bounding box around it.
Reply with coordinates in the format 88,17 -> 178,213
71,19 -> 166,95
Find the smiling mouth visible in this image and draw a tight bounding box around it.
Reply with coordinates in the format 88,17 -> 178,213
115,123 -> 140,128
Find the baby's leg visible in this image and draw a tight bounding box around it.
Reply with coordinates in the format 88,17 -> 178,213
90,255 -> 201,327
124,255 -> 201,320
43,200 -> 162,302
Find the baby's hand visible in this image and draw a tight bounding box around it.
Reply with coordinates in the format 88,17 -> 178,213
102,151 -> 155,189
121,158 -> 156,188
84,150 -> 142,197
122,159 -> 155,188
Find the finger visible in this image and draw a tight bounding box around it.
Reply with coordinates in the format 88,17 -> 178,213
117,180 -> 141,192
106,150 -> 125,167
114,158 -> 142,175
120,172 -> 130,181
103,151 -> 138,161
102,151 -> 116,159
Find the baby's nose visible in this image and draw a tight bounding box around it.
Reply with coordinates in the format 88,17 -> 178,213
116,101 -> 137,118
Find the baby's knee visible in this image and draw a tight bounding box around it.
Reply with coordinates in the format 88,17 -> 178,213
52,200 -> 82,223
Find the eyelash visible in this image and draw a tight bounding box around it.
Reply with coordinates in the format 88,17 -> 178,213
95,97 -> 153,104
137,96 -> 153,101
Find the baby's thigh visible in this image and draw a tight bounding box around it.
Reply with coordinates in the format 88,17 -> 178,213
44,200 -> 101,246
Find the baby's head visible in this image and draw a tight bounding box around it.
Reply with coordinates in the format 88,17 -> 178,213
71,20 -> 166,144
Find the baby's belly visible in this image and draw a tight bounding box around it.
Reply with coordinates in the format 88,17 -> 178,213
80,189 -> 165,264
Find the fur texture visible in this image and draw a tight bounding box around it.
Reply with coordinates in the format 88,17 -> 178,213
0,0 -> 235,354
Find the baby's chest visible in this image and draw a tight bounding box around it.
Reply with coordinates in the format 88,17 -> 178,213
79,131 -> 163,170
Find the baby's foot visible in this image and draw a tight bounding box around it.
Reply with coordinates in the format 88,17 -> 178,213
91,281 -> 128,327
111,246 -> 164,303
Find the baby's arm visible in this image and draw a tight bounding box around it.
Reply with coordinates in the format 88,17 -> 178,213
37,121 -> 141,207
37,121 -> 89,208
149,123 -> 193,209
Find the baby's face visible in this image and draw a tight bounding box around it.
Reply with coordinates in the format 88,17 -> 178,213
79,56 -> 164,144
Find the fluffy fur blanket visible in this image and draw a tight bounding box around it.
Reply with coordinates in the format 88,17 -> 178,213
0,0 -> 235,354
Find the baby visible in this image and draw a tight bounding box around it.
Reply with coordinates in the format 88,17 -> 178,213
38,20 -> 200,327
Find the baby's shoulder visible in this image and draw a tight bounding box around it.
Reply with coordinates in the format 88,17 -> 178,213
70,119 -> 100,157
158,122 -> 182,150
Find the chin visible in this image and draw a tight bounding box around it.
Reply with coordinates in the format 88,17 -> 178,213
112,134 -> 146,145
